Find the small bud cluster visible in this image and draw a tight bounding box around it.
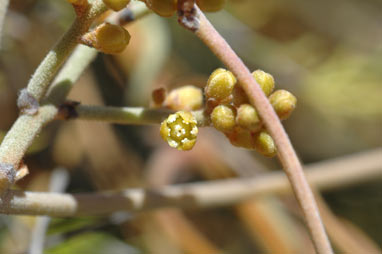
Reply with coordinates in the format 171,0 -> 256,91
140,0 -> 226,17
205,68 -> 297,157
80,23 -> 131,54
156,70 -> 296,155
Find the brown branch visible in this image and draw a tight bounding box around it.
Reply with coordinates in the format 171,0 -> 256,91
178,5 -> 332,254
0,149 -> 380,217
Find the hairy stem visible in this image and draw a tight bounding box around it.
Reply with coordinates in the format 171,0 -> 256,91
60,105 -> 207,126
179,6 -> 332,254
74,105 -> 174,125
0,149 -> 380,216
27,1 -> 107,101
0,2 -> 150,190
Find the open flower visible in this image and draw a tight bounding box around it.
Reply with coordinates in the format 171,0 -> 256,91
160,111 -> 198,151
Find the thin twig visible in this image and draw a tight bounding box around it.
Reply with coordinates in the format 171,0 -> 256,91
0,2 -> 148,190
0,149 -> 380,217
0,1 -> 107,191
26,1 -> 107,102
58,104 -> 208,126
0,0 -> 9,48
178,5 -> 333,253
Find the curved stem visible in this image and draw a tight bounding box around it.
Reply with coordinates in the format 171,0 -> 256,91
179,6 -> 333,254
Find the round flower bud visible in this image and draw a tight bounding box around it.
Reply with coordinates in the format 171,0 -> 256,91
236,104 -> 261,131
160,111 -> 198,151
164,85 -> 203,111
81,23 -> 130,54
144,0 -> 177,17
196,0 -> 226,12
252,69 -> 275,96
205,68 -> 236,102
210,105 -> 235,132
269,89 -> 297,120
103,0 -> 131,11
253,131 -> 277,157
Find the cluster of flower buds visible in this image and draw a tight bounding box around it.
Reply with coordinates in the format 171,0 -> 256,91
156,69 -> 296,155
205,68 -> 296,157
140,0 -> 226,17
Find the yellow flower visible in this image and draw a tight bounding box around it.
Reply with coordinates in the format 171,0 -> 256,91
160,111 -> 198,151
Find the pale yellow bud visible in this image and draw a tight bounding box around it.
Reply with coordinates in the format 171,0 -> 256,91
103,0 -> 131,11
81,23 -> 130,54
196,0 -> 226,12
252,69 -> 275,96
210,105 -> 235,132
269,89 -> 297,120
236,104 -> 261,131
253,131 -> 277,157
164,85 -> 203,111
144,0 -> 177,17
160,111 -> 198,151
205,68 -> 236,102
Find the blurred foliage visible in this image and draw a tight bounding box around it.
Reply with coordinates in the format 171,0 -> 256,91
0,0 -> 381,253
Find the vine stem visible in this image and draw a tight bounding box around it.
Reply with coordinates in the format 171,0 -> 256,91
0,148 -> 380,216
179,5 -> 333,254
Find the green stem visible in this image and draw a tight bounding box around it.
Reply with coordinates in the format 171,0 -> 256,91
69,105 -> 208,127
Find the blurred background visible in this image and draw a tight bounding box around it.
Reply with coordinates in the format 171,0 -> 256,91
0,0 -> 381,253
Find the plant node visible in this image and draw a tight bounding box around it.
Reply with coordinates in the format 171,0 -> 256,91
0,163 -> 16,191
57,100 -> 81,120
17,88 -> 39,115
177,0 -> 200,31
